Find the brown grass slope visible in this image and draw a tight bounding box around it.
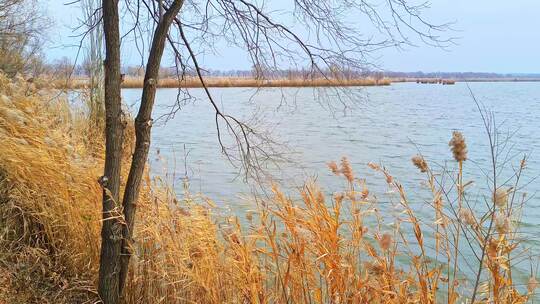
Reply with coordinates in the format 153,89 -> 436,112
0,75 -> 102,302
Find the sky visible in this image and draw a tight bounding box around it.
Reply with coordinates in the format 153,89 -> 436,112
45,0 -> 540,73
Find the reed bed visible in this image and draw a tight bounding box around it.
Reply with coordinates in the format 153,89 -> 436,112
0,74 -> 537,303
57,76 -> 392,89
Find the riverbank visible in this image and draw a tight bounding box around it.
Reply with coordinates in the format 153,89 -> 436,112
0,74 -> 536,303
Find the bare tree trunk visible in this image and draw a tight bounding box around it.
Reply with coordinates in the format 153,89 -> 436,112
118,0 -> 185,296
98,0 -> 124,303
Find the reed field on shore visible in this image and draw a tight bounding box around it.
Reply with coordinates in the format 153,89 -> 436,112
52,76 -> 540,90
0,74 -> 537,303
56,76 -> 392,89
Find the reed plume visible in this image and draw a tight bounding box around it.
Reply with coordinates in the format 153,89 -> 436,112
411,155 -> 428,172
449,131 -> 468,162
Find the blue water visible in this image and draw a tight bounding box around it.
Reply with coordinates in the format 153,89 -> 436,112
123,82 -> 539,205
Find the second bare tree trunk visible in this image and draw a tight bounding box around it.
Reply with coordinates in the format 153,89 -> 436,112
118,0 -> 185,296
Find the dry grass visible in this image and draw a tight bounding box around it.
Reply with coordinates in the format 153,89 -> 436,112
57,76 -> 392,89
0,74 -> 537,303
0,75 -> 103,302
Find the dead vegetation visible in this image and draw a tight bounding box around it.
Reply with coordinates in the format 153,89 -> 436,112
0,74 -> 537,303
56,76 -> 392,89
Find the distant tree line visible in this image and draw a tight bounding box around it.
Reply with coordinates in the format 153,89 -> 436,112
55,61 -> 540,80
59,64 -> 386,79
0,0 -> 50,77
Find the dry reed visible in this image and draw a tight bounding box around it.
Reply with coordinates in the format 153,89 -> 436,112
56,76 -> 392,89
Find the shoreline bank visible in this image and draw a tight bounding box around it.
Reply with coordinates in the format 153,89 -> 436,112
53,76 -> 540,90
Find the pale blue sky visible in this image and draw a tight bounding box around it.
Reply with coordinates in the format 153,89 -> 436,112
45,0 -> 540,73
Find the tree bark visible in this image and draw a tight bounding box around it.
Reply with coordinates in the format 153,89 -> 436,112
118,0 -> 185,296
98,0 -> 124,303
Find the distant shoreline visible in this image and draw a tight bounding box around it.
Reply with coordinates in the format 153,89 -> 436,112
59,77 -> 392,89
54,76 -> 540,89
399,78 -> 540,83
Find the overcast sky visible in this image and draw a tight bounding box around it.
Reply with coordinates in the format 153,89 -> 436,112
46,0 -> 540,73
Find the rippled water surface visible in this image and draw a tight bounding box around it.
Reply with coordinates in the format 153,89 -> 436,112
123,82 -> 539,209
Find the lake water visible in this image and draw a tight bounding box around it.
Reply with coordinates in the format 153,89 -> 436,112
123,82 -> 539,207
123,82 -> 540,290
